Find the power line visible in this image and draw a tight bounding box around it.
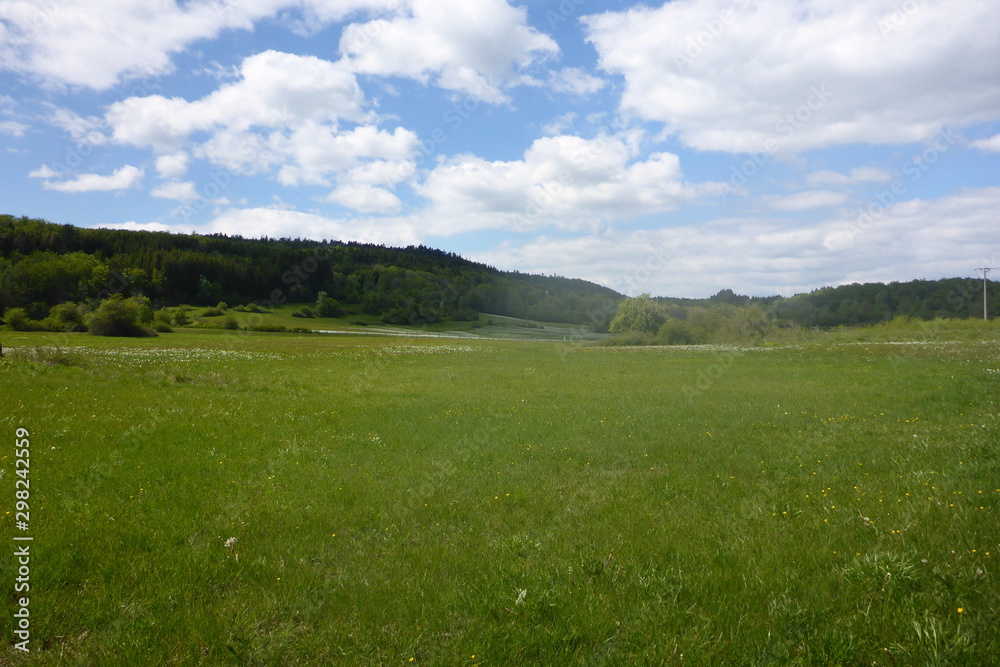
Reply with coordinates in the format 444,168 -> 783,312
975,267 -> 995,320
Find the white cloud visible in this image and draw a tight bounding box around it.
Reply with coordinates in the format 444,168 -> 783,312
969,134 -> 1000,153
44,105 -> 106,145
339,0 -> 558,102
28,165 -> 59,178
540,112 -> 577,137
0,0 -> 398,90
114,221 -> 174,233
473,187 -> 1000,298
107,50 -> 368,152
38,165 -> 144,193
325,184 -> 402,214
272,123 -> 418,186
416,133 -> 722,235
155,152 -> 189,179
202,207 -> 421,245
547,67 -> 606,97
584,1 -> 1000,153
151,180 -> 198,201
806,167 -> 893,187
766,190 -> 847,212
0,120 -> 29,136
107,50 -> 417,192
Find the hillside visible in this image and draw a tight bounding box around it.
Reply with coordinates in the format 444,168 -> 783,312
0,215 -> 622,329
655,279 -> 998,329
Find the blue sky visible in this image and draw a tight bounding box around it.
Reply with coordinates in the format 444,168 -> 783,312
1,0 -> 998,298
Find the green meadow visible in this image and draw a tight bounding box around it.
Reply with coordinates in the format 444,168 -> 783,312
1,328 -> 998,664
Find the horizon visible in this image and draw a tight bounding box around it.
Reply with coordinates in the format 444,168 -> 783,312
11,214 -> 996,302
1,1 -> 998,298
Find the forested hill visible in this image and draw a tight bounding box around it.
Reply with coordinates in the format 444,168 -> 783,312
657,278 -> 998,328
0,215 -> 621,327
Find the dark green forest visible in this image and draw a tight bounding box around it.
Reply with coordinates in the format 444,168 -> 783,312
0,215 -> 620,328
1,215 -> 995,333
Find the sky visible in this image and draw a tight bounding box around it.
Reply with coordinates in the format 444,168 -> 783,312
1,0 -> 999,298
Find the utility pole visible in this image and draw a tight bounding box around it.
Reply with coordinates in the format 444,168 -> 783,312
976,267 -> 995,320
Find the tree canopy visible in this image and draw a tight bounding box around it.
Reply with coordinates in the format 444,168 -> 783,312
609,294 -> 668,335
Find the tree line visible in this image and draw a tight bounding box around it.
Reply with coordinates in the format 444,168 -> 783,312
0,215 -> 620,329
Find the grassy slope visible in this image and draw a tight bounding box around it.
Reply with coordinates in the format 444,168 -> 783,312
189,304 -> 605,341
0,329 -> 997,664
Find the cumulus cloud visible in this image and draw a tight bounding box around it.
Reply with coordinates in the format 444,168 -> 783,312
325,184 -> 402,214
151,180 -> 199,201
806,167 -> 893,187
28,165 -> 59,178
106,50 -> 417,210
107,50 -> 368,152
155,152 -> 189,179
969,134 -> 1000,153
765,190 -> 847,212
473,187 -> 1000,298
202,207 -> 421,245
35,165 -> 144,192
339,0 -> 558,102
113,221 -> 174,233
0,120 -> 29,136
0,0 -> 399,89
416,133 -> 723,234
546,67 -> 606,96
583,0 -> 1000,153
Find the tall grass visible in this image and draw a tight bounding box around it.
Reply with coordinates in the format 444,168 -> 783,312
1,328 -> 997,663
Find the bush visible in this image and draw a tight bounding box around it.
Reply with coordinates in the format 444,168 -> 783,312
47,302 -> 87,332
449,307 -> 479,322
315,292 -> 344,318
292,307 -> 316,318
221,314 -> 239,330
86,296 -> 156,337
232,303 -> 268,314
2,307 -> 40,331
609,294 -> 668,335
202,307 -> 225,317
173,309 -> 191,326
243,324 -> 288,332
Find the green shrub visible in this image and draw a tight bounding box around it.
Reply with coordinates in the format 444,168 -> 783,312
315,292 -> 344,318
48,302 -> 87,332
86,296 -> 156,337
202,307 -> 224,317
2,307 -> 40,331
243,324 -> 288,332
292,307 -> 316,318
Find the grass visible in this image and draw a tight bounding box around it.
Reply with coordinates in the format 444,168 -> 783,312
181,303 -> 606,341
1,328 -> 997,664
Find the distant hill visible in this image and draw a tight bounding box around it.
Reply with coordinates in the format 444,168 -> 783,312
655,279 -> 997,327
0,215 -> 622,329
2,215 -> 994,331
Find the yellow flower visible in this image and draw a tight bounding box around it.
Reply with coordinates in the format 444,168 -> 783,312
957,608 -> 964,613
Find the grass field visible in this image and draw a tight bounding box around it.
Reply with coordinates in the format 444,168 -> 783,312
1,327 -> 998,664
184,303 -> 606,341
